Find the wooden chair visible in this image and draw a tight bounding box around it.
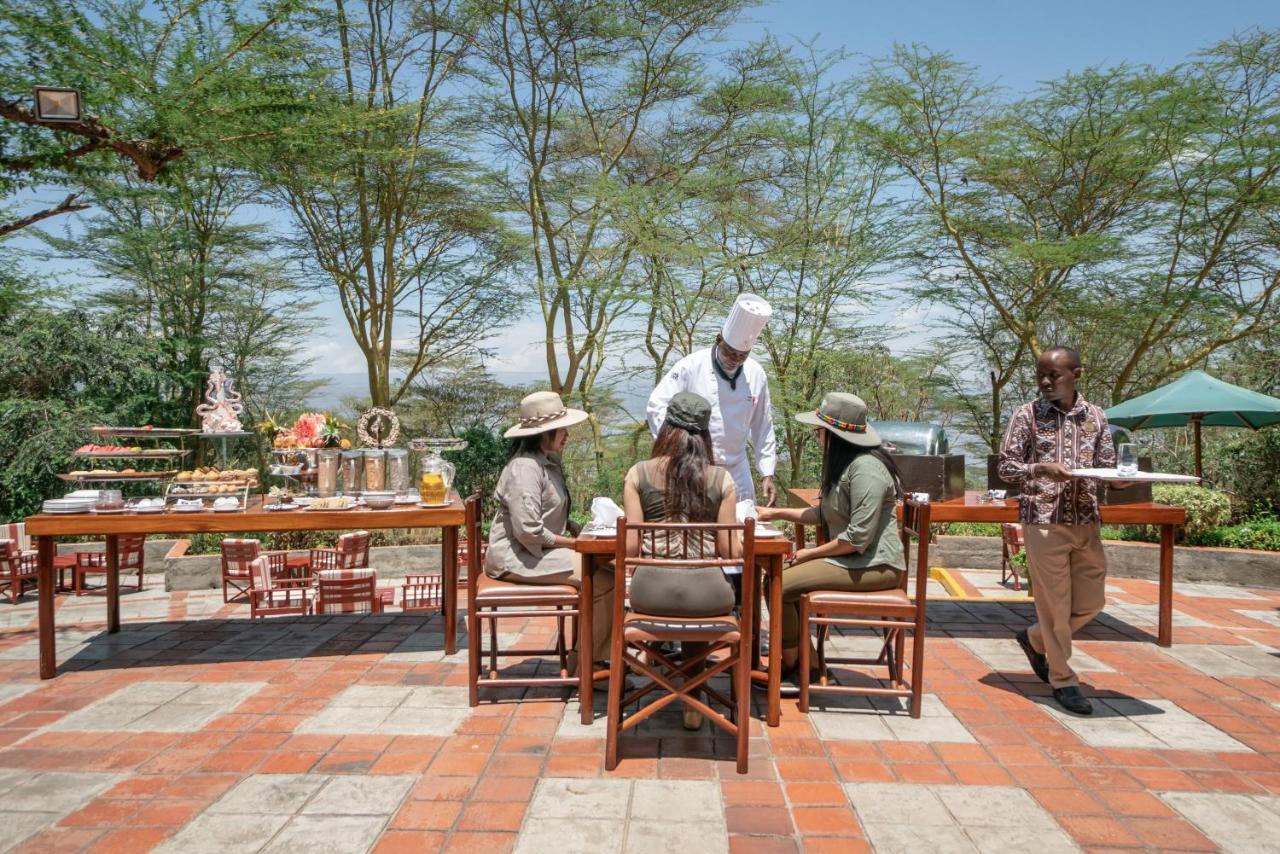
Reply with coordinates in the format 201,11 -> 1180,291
401,574 -> 443,613
309,531 -> 370,576
71,535 -> 146,595
797,496 -> 932,718
465,494 -> 583,708
312,567 -> 391,614
606,517 -> 756,774
0,540 -> 38,605
248,556 -> 310,618
221,538 -> 261,602
1001,522 -> 1025,591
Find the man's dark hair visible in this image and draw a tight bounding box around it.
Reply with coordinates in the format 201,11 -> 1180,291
1042,346 -> 1081,369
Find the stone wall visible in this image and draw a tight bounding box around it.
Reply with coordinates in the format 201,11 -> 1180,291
936,536 -> 1280,590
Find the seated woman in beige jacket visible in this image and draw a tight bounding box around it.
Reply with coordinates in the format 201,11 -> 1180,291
485,391 -> 614,665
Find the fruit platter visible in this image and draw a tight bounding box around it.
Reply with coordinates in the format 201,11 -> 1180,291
91,425 -> 198,439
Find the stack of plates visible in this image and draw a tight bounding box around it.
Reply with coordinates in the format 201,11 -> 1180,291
42,498 -> 96,514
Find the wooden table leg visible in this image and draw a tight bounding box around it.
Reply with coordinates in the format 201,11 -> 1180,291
38,537 -> 56,679
767,554 -> 783,727
1158,523 -> 1174,647
794,522 -> 807,551
106,534 -> 120,634
580,555 -> 594,725
443,525 -> 458,655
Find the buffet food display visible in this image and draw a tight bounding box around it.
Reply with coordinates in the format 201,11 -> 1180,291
43,381 -> 463,515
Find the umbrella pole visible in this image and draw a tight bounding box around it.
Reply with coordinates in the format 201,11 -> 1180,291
1193,417 -> 1202,480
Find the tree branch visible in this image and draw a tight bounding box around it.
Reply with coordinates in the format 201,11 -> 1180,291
0,193 -> 90,238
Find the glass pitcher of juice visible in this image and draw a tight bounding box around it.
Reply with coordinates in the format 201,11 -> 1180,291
418,448 -> 455,504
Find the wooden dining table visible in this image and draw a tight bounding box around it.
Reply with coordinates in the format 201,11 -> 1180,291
789,488 -> 1187,646
576,532 -> 797,727
25,495 -> 466,679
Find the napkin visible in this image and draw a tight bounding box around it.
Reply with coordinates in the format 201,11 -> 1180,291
735,499 -> 757,522
583,497 -> 624,533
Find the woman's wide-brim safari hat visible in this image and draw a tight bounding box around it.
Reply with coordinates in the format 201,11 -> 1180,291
794,392 -> 882,447
504,391 -> 589,438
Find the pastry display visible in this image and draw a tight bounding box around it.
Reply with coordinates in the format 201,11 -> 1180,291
169,466 -> 259,495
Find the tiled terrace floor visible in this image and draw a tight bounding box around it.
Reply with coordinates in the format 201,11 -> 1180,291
0,570 -> 1278,852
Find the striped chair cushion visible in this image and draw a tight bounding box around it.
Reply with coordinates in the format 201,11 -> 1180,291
335,531 -> 371,568
251,556 -> 274,592
3,524 -> 31,553
314,568 -> 379,614
221,538 -> 261,576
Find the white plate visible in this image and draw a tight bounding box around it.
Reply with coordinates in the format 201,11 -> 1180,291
394,494 -> 418,504
91,507 -> 128,515
212,505 -> 241,513
1070,468 -> 1200,483
580,527 -> 616,538
416,501 -> 452,508
753,526 -> 785,538
171,504 -> 205,513
263,503 -> 299,511
306,502 -> 355,511
132,506 -> 164,514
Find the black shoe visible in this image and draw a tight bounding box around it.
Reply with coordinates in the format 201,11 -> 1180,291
1015,629 -> 1050,683
1053,686 -> 1093,715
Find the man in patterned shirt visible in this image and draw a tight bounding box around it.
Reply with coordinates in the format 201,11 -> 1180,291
998,347 -> 1116,715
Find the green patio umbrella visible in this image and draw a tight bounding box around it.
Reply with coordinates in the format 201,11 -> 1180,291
1105,370 -> 1280,479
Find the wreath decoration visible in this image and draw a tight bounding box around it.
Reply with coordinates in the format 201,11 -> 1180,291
357,407 -> 401,448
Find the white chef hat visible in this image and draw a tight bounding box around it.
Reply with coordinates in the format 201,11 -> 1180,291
721,293 -> 772,351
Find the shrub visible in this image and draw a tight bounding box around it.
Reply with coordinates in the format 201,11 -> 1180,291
938,522 -> 1002,537
1191,519 -> 1280,551
1151,484 -> 1231,538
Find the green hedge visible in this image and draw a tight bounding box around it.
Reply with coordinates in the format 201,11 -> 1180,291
1150,484 -> 1232,538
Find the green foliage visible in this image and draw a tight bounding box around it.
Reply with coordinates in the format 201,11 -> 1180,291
1194,519 -> 1280,552
443,426 -> 509,520
1151,484 -> 1233,537
1212,428 -> 1280,518
938,522 -> 1003,537
0,306 -> 171,520
183,528 -> 436,555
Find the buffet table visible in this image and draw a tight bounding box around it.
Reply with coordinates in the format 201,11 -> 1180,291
788,488 -> 1187,646
577,534 -> 796,727
25,495 -> 466,679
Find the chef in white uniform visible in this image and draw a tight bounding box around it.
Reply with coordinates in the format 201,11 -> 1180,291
646,293 -> 778,505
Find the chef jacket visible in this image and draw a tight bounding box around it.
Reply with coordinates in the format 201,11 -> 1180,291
645,348 -> 777,500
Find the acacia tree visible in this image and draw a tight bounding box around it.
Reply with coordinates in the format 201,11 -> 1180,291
468,0 -> 754,461
0,0 -> 313,236
861,34 -> 1280,449
42,160 -> 318,426
260,0 -> 516,408
718,47 -> 907,482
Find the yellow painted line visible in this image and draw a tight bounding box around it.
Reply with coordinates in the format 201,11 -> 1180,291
926,566 -> 1033,602
930,566 -> 966,598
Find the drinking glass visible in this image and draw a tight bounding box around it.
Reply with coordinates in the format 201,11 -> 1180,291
1117,443 -> 1138,476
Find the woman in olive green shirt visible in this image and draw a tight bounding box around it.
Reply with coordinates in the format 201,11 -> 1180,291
758,393 -> 904,678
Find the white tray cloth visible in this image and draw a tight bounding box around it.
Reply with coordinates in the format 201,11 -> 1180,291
1070,468 -> 1200,483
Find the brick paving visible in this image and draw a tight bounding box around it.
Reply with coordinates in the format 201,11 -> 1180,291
0,569 -> 1277,852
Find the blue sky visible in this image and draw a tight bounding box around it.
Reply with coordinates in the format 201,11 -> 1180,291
735,0 -> 1279,94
